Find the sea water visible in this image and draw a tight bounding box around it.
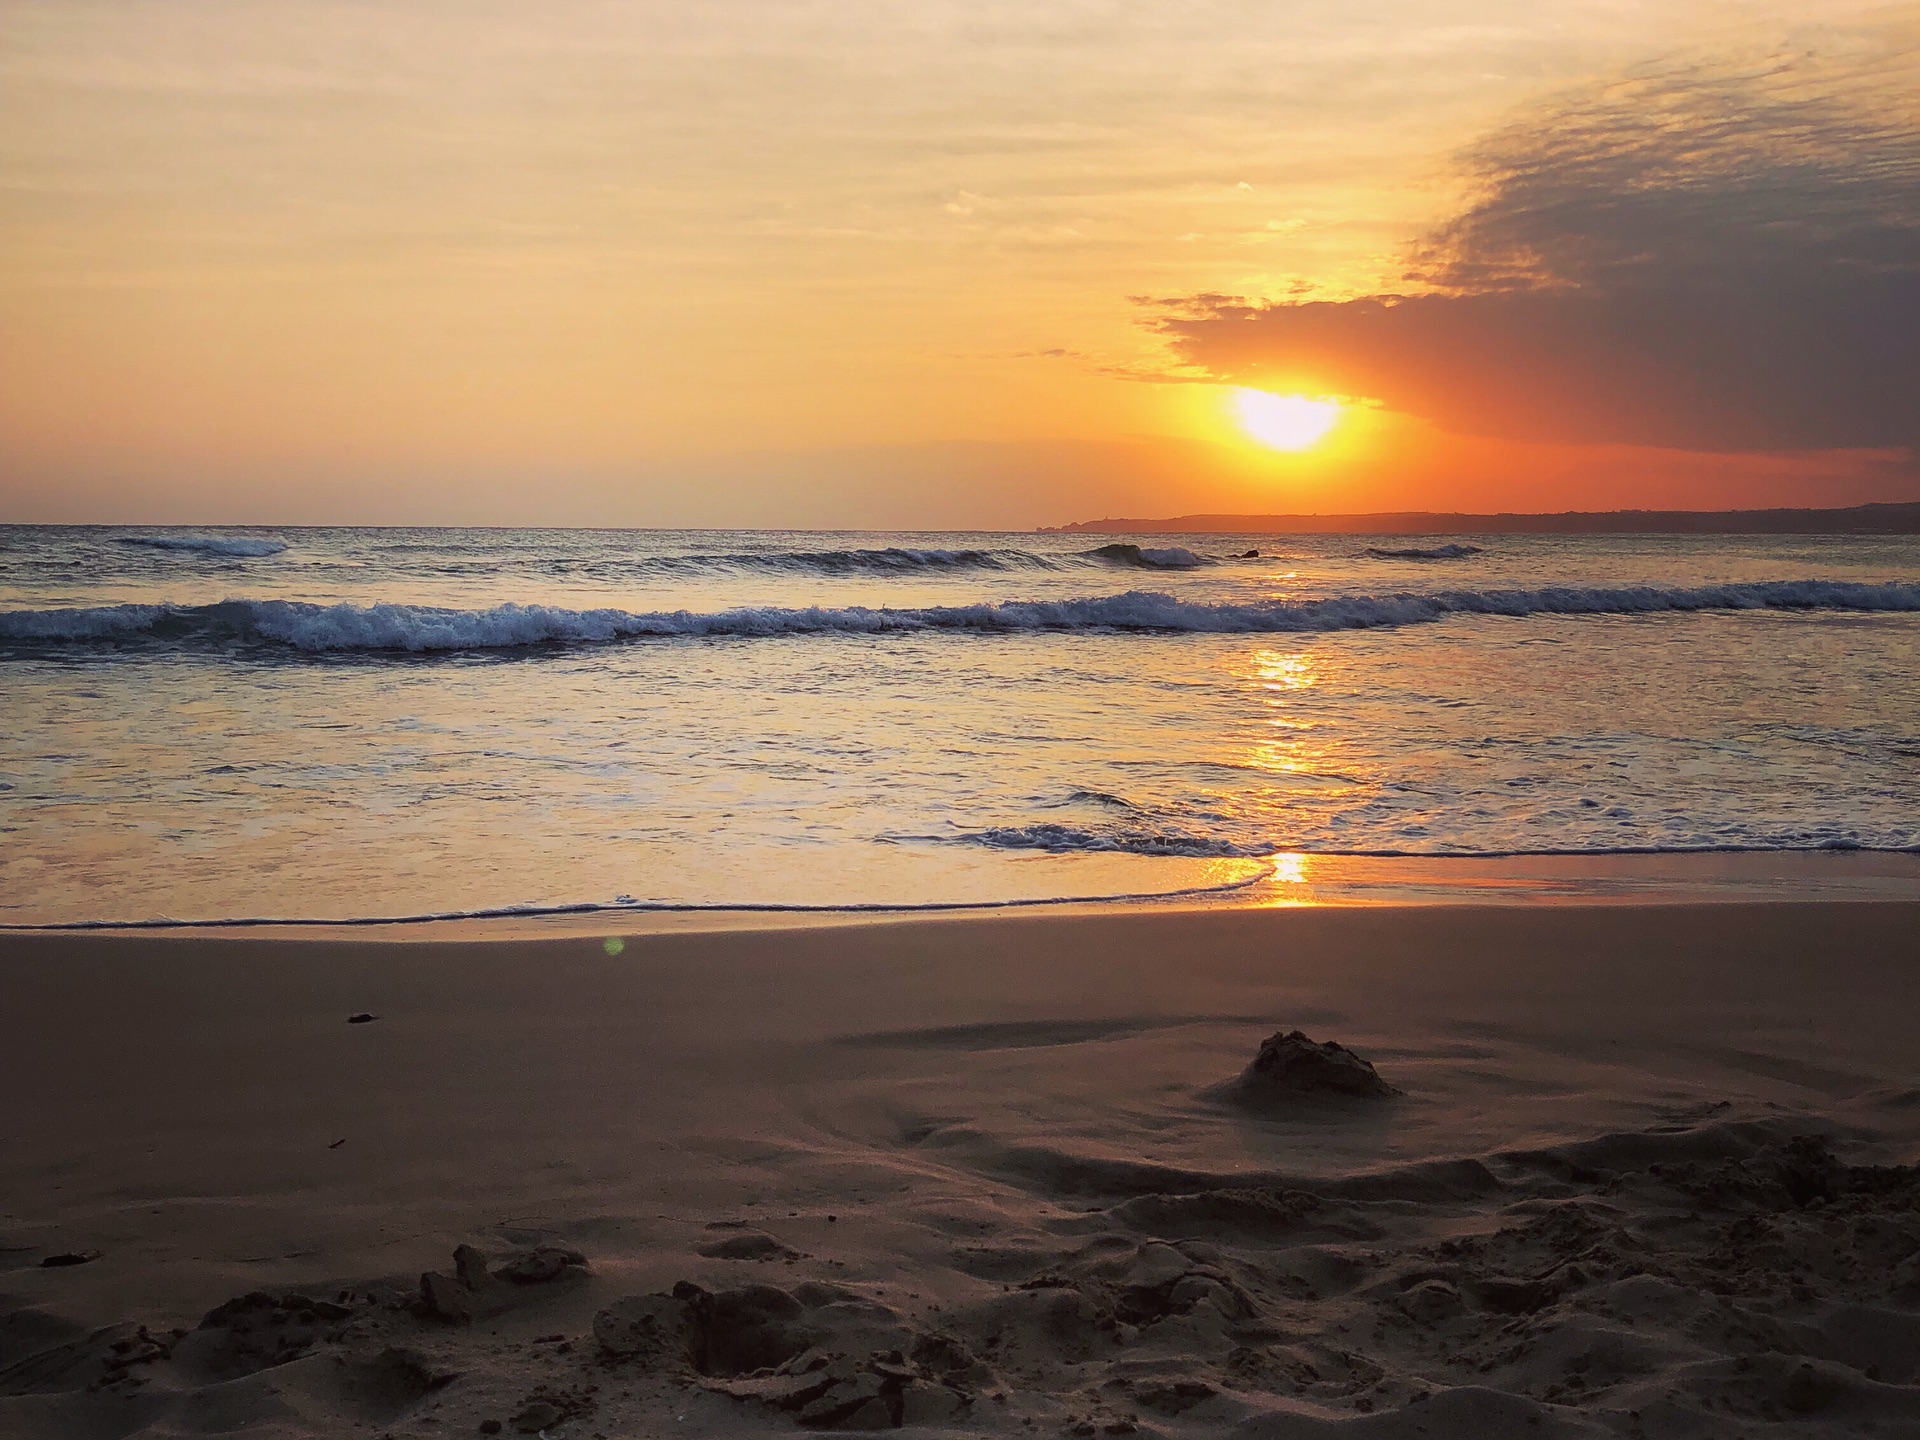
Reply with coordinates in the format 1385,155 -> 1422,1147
2,525 -> 1917,924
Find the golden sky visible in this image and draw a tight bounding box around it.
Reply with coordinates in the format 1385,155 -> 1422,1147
2,0 -> 1914,526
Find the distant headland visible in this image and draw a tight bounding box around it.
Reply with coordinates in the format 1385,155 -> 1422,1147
1039,501 -> 1920,536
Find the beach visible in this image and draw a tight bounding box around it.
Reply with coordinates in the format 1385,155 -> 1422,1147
9,2 -> 1920,1436
5,899 -> 1918,1437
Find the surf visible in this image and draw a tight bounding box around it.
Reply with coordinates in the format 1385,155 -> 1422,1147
5,578 -> 1919,654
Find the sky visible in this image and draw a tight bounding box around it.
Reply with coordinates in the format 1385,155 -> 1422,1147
1,0 -> 1915,527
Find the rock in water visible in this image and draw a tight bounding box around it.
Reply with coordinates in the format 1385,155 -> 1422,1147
1231,1030 -> 1398,1101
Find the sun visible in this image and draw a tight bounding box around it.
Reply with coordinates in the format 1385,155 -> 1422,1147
1234,390 -> 1341,452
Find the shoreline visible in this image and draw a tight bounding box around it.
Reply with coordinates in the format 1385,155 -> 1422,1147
4,901 -> 1917,1436
5,848 -> 1918,941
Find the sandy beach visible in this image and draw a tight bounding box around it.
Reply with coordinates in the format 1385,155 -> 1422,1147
3,901 -> 1918,1437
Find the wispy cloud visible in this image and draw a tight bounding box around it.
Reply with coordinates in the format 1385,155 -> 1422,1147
1151,18 -> 1920,453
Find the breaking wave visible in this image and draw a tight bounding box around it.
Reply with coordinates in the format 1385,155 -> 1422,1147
695,547 -> 1049,574
923,822 -> 1267,859
3,579 -> 1918,654
707,542 -> 1217,572
117,535 -> 289,558
1365,543 -> 1482,560
920,825 -> 1919,861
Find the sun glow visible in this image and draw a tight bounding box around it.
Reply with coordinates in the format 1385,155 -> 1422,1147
1234,390 -> 1341,452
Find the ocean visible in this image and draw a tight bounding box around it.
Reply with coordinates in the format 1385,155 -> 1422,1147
2,524 -> 1918,925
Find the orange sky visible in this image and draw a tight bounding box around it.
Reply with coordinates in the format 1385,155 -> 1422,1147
1,0 -> 1914,526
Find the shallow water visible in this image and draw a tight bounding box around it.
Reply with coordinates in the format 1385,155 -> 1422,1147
3,525 -> 1917,923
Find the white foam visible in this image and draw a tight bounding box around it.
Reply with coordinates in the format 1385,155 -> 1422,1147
941,822 -> 1267,858
0,603 -> 168,641
4,579 -> 1918,652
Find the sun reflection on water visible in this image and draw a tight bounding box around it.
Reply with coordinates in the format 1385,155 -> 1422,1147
1255,851 -> 1319,906
1252,649 -> 1317,691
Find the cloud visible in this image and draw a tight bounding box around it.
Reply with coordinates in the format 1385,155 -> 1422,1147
1151,20 -> 1920,454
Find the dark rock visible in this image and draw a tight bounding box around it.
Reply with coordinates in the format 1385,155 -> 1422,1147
347,1013 -> 377,1024
39,1251 -> 100,1268
1230,1030 -> 1399,1101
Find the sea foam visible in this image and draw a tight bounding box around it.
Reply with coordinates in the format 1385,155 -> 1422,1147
3,579 -> 1918,653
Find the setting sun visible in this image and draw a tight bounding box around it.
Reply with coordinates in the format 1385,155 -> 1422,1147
1235,390 -> 1342,452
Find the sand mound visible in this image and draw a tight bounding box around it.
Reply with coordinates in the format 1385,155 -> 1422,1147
1224,1030 -> 1400,1104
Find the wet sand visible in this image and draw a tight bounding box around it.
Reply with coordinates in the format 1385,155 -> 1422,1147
3,902 -> 1918,1437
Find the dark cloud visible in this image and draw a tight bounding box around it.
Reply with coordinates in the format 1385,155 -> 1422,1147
1153,22 -> 1920,453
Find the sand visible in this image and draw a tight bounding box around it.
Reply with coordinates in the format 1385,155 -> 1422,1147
2,902 -> 1917,1438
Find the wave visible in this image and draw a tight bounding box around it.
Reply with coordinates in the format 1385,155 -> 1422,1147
912,824 -> 1919,861
927,822 -> 1267,859
1086,543 -> 1209,569
733,543 -> 1223,574
4,579 -> 1918,654
92,540 -> 1235,576
698,546 -> 1050,574
1365,543 -> 1481,560
117,535 -> 289,558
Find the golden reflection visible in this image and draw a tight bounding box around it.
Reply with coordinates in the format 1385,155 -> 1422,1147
1238,648 -> 1353,783
1256,851 -> 1318,907
1251,649 -> 1316,691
